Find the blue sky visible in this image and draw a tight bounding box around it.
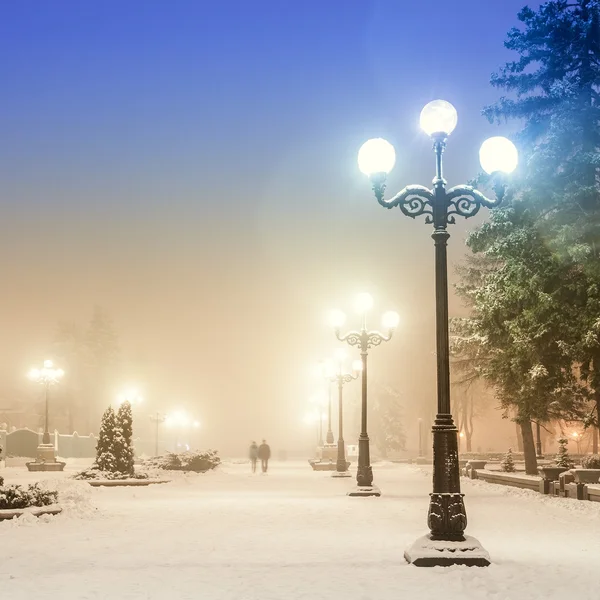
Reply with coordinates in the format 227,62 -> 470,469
0,1 -> 542,451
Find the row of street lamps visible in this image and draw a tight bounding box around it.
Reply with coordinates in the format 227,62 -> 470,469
309,99 -> 518,566
26,361 -> 200,460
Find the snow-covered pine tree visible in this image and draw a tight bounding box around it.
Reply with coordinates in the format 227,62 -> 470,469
96,406 -> 118,472
501,448 -> 516,473
483,0 -> 600,451
115,401 -> 135,476
555,437 -> 574,469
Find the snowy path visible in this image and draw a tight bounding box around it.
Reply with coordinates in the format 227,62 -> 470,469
1,461 -> 599,599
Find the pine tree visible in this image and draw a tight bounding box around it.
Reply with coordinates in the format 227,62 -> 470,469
501,448 -> 516,473
371,383 -> 406,458
482,0 -> 600,446
115,401 -> 135,476
451,205 -> 587,474
555,436 -> 575,468
96,406 -> 117,473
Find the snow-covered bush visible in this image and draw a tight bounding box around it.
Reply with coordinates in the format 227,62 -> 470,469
141,450 -> 220,473
0,477 -> 57,510
73,466 -> 149,481
582,454 -> 600,469
501,448 -> 516,472
555,437 -> 575,469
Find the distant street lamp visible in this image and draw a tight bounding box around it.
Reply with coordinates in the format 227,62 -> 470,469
535,421 -> 543,458
358,99 -> 518,566
330,294 -> 398,496
28,360 -> 64,445
117,388 -> 144,407
319,360 -> 335,444
417,418 -> 426,461
304,409 -> 327,447
27,360 -> 66,471
329,352 -> 361,477
308,392 -> 328,446
149,412 -> 166,456
164,410 -> 200,451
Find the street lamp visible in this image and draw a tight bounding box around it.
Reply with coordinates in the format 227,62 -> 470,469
27,360 -> 66,471
149,412 -> 166,456
309,392 -> 328,447
319,360 -> 336,445
164,410 -> 200,451
330,294 -> 398,496
28,360 -> 64,445
358,99 -> 517,566
304,409 -> 327,447
329,351 -> 361,478
117,388 -> 144,407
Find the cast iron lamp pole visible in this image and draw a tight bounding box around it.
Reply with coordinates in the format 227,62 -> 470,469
149,412 -> 166,456
326,381 -> 334,444
28,360 -> 65,445
330,357 -> 361,477
535,421 -> 543,458
319,360 -> 334,444
330,295 -> 399,496
318,360 -> 336,444
358,99 -> 518,567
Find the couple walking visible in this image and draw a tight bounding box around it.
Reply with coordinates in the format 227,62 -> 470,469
249,440 -> 271,473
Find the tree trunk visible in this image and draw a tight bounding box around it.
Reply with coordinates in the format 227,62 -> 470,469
520,420 -> 538,475
515,421 -> 524,452
594,396 -> 600,455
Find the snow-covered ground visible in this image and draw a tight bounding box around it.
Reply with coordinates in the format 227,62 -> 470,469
0,460 -> 598,599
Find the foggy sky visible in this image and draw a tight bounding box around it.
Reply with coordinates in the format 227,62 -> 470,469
0,0 -> 541,454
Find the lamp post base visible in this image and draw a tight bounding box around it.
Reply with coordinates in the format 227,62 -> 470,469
347,485 -> 381,497
404,534 -> 490,567
331,470 -> 352,478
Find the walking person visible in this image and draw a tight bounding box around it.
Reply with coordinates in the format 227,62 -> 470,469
249,441 -> 258,473
258,439 -> 271,473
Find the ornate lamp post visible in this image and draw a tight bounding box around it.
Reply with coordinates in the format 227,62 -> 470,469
309,391 -> 328,447
27,360 -> 66,471
417,418 -> 426,462
149,412 -> 166,456
164,410 -> 200,451
330,294 -> 399,496
358,99 -> 518,566
330,353 -> 361,478
535,421 -> 543,458
304,409 -> 327,447
117,388 -> 144,407
319,360 -> 335,445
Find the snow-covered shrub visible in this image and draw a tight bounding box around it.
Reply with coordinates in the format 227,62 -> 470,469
555,437 -> 575,469
582,454 -> 600,469
0,482 -> 57,509
142,450 -> 220,473
73,465 -> 149,481
501,448 -> 516,472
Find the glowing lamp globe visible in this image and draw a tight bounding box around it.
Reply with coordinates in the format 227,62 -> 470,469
419,100 -> 458,137
329,309 -> 347,330
382,310 -> 400,330
479,136 -> 518,175
354,292 -> 374,314
352,359 -> 363,373
357,138 -> 396,176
